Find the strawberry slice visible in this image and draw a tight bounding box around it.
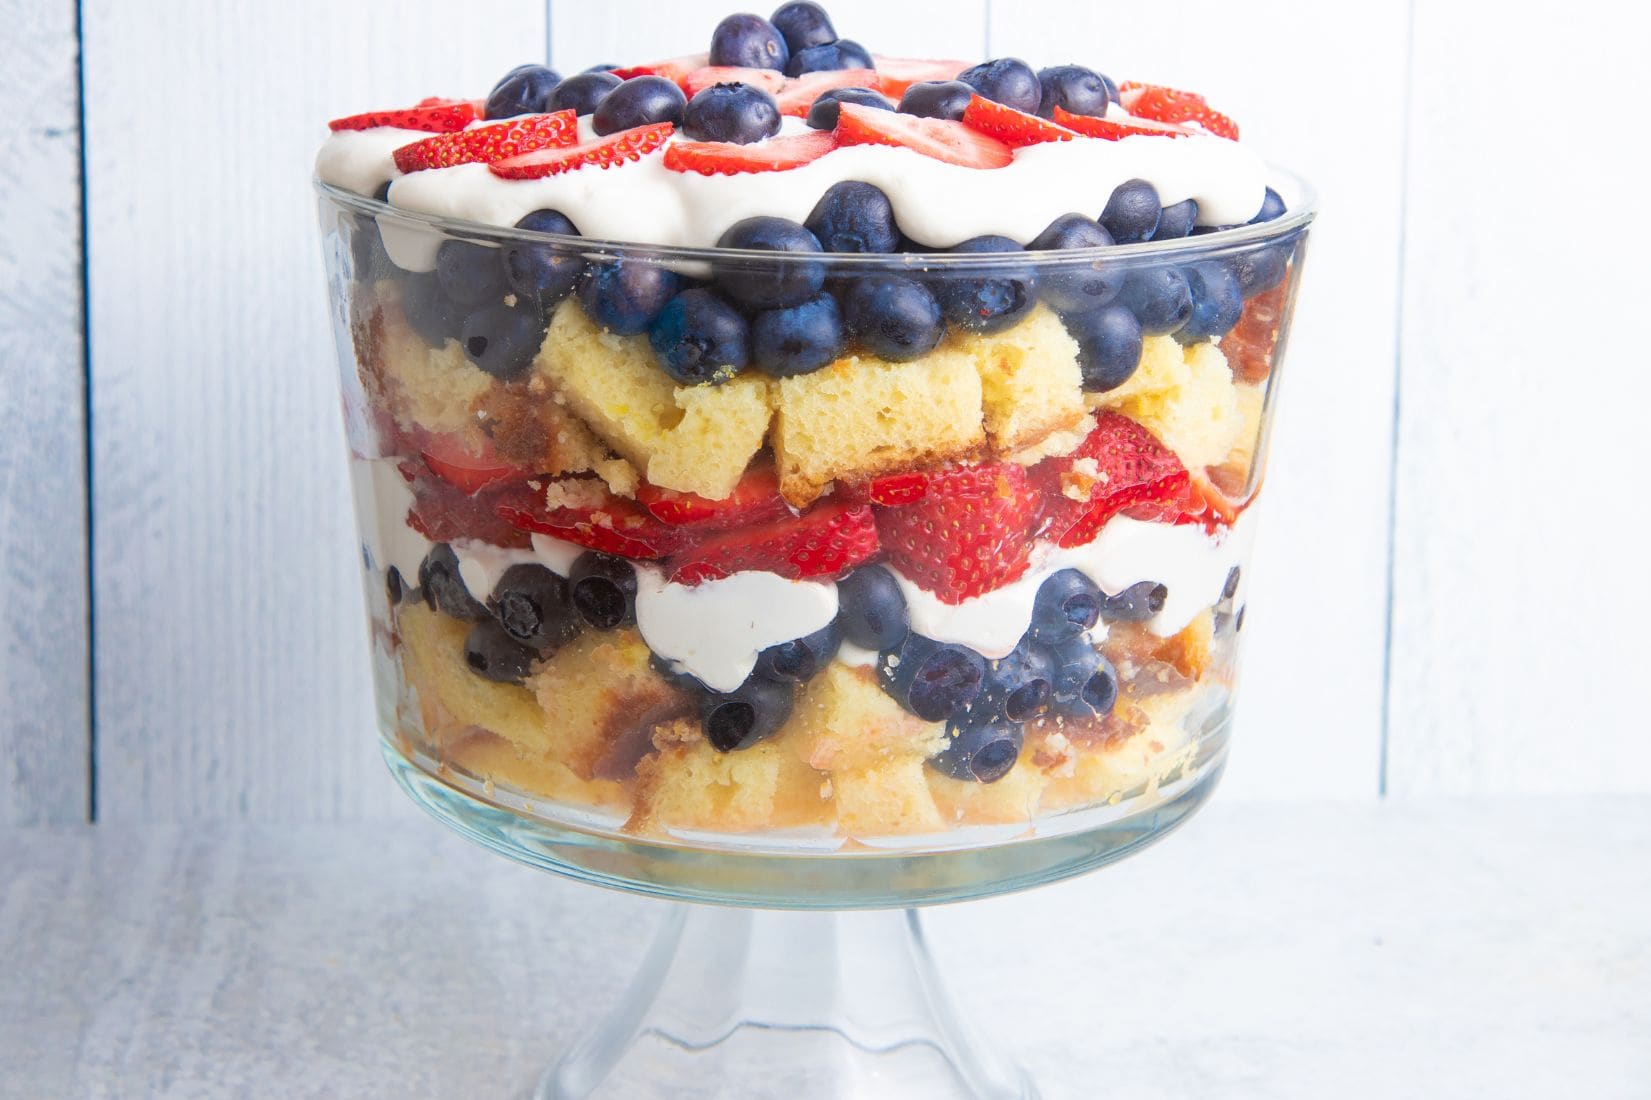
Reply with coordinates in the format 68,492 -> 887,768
1180,470 -> 1244,530
665,500 -> 879,584
663,129 -> 837,174
499,484 -> 685,560
681,66 -> 789,98
774,68 -> 881,116
407,475 -> 537,549
489,122 -> 673,180
871,57 -> 970,98
1222,279 -> 1288,383
392,111 -> 578,173
961,95 -> 1075,148
328,97 -> 482,133
636,466 -> 793,529
1117,82 -> 1239,140
854,463 -> 1012,507
876,463 -> 1042,603
1032,413 -> 1190,548
1053,106 -> 1194,140
417,432 -> 533,496
834,103 -> 1012,169
612,52 -> 711,88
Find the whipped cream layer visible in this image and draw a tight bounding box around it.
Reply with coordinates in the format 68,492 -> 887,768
318,114 -> 1269,272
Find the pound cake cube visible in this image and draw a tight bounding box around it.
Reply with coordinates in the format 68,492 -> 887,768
1090,335 -> 1242,470
527,629 -> 684,780
628,729 -> 829,834
968,306 -> 1087,453
772,347 -> 985,505
829,755 -> 947,837
397,602 -> 550,753
785,664 -> 948,771
370,283 -> 494,439
927,747 -> 1046,825
534,300 -> 772,499
445,729 -> 632,813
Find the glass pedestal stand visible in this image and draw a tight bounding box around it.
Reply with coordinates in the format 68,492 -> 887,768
541,907 -> 1034,1100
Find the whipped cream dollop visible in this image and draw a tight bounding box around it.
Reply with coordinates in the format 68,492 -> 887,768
351,458 -> 433,584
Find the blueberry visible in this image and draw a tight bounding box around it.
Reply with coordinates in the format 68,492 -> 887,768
755,618 -> 842,683
976,640 -> 1054,724
649,289 -> 749,385
930,719 -> 1023,783
785,39 -> 873,76
770,1 -> 836,52
1222,566 -> 1241,601
464,619 -> 541,684
1100,580 -> 1166,622
751,292 -> 844,377
350,182 -> 392,278
837,567 -> 908,650
436,240 -> 507,307
1028,214 -> 1119,313
701,675 -> 796,751
956,58 -> 1041,114
715,217 -> 825,308
842,274 -> 944,361
460,300 -> 546,380
400,273 -> 466,347
1065,304 -> 1143,392
579,260 -> 681,335
419,544 -> 486,621
490,563 -> 582,654
592,75 -> 686,135
1248,186 -> 1286,224
502,209 -> 583,307
1035,64 -> 1111,119
650,652 -> 707,695
897,80 -> 973,121
877,634 -> 986,722
1227,244 -> 1289,298
1048,636 -> 1118,719
937,236 -> 1035,334
710,13 -> 790,71
485,64 -> 562,120
385,566 -> 407,607
568,553 -> 637,630
1189,223 -> 1238,237
1178,261 -> 1244,341
805,181 -> 899,253
683,82 -> 782,144
1151,199 -> 1199,241
1029,570 -> 1102,644
806,86 -> 893,130
584,64 -> 621,73
547,71 -> 622,116
1099,179 -> 1163,244
1118,266 -> 1193,336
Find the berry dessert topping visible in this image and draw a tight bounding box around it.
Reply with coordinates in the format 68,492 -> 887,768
485,65 -> 562,119
1052,106 -> 1195,141
682,81 -> 782,143
611,53 -> 711,85
870,56 -> 971,98
1033,412 -> 1191,547
663,128 -> 837,174
635,466 -> 791,530
876,462 -> 1042,603
592,75 -> 688,135
1035,65 -> 1112,120
959,94 -> 1075,147
956,58 -> 1042,114
897,80 -> 974,121
393,111 -> 580,173
328,97 -> 482,133
709,13 -> 791,71
1118,82 -> 1239,140
682,66 -> 790,98
500,486 -> 686,560
666,498 -> 879,584
786,39 -> 873,77
547,71 -> 624,116
488,122 -> 674,179
833,102 -> 1013,168
771,2 -> 837,53
798,82 -> 890,127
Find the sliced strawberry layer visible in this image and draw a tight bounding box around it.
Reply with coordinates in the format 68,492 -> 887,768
490,122 -> 673,180
393,111 -> 578,173
876,463 -> 1042,603
681,66 -> 789,98
962,95 -> 1075,148
663,129 -> 837,174
1033,413 -> 1191,548
834,103 -> 1012,169
1117,82 -> 1239,140
499,485 -> 685,560
774,68 -> 881,116
1179,470 -> 1244,531
871,57 -> 970,98
854,463 -> 1015,507
636,466 -> 793,529
1053,106 -> 1194,140
408,475 -> 536,549
329,97 -> 482,133
1223,279 -> 1288,383
666,500 -> 879,584
612,53 -> 710,86
417,431 -> 535,496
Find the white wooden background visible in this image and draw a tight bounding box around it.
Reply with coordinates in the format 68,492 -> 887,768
3,0 -> 1648,825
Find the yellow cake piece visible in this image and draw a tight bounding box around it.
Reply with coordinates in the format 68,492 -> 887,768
628,730 -> 829,834
785,664 -> 948,772
527,628 -> 685,780
1036,689 -> 1201,811
1089,335 -> 1242,470
1216,381 -> 1267,489
533,300 -> 772,499
397,602 -> 550,753
369,282 -> 493,439
829,755 -> 947,837
927,745 -> 1046,826
446,729 -> 631,813
965,306 -> 1087,453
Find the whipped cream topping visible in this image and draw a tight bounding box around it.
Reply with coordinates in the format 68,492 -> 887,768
351,459 -> 433,585
453,533 -> 587,601
314,127 -> 426,196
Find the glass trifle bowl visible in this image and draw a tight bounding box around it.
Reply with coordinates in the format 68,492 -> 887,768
317,107 -> 1311,1095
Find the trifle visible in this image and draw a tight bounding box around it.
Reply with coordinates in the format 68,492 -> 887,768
315,5 -> 1310,857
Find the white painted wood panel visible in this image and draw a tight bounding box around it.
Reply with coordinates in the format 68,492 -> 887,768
0,0 -> 89,824
991,3 -> 1410,798
82,0 -> 546,821
1387,1 -> 1651,793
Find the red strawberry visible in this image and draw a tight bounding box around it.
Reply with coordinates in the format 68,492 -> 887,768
663,129 -> 837,174
392,111 -> 578,173
773,68 -> 881,116
1222,279 -> 1287,383
876,463 -> 1042,603
1032,413 -> 1190,548
1178,470 -> 1244,531
961,95 -> 1075,148
871,57 -> 970,98
680,66 -> 789,98
1117,82 -> 1239,140
855,463 -> 1012,506
328,97 -> 481,133
1052,106 -> 1195,140
612,53 -> 711,88
417,432 -> 532,496
407,476 -> 536,549
636,466 -> 793,529
498,483 -> 685,560
490,122 -> 674,179
666,500 -> 879,584
834,103 -> 1012,169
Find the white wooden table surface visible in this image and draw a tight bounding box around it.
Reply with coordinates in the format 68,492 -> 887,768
6,795 -> 1648,1099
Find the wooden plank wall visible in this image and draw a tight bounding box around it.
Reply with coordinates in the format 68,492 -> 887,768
4,0 -> 1648,822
